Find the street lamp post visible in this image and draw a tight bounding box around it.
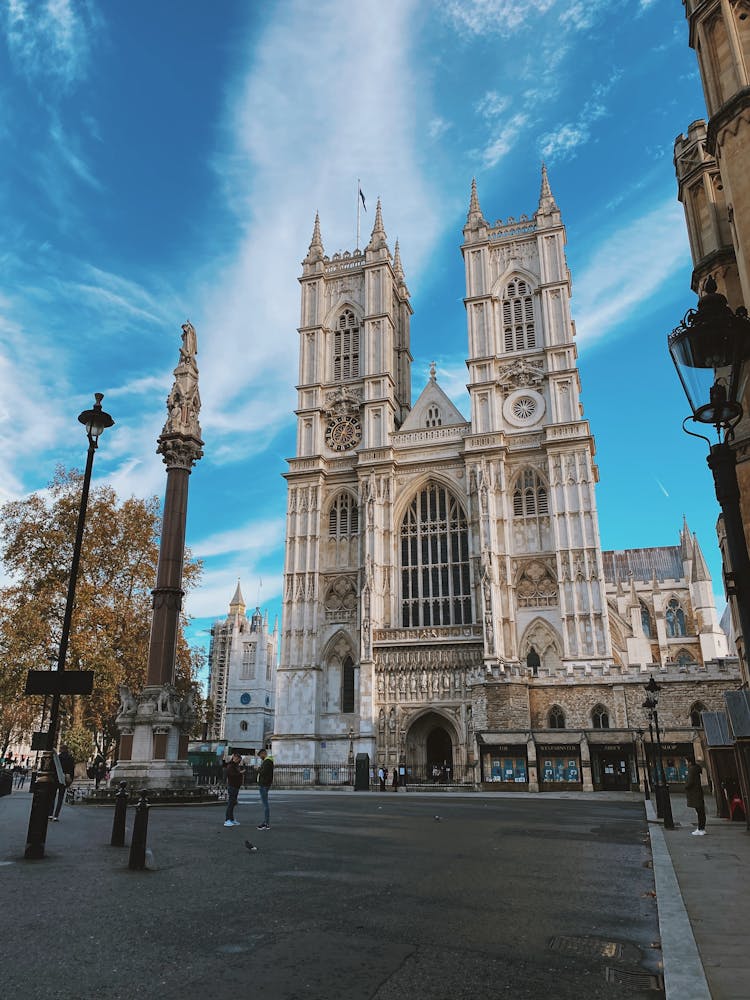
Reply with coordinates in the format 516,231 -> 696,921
24,394 -> 114,860
668,277 -> 750,675
643,675 -> 675,830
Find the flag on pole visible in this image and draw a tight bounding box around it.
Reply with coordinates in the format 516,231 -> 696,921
359,187 -> 367,211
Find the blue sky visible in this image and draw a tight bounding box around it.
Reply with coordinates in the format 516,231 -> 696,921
0,1 -> 723,683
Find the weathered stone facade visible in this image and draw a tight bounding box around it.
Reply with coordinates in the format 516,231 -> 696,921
272,175 -> 740,789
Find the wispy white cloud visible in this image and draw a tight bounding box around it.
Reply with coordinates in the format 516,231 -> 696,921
445,0 -> 556,37
197,0 -> 439,457
2,0 -> 98,89
479,112 -> 531,168
572,200 -> 691,345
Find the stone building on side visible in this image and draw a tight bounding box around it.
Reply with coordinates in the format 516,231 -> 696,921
272,172 -> 740,791
207,582 -> 278,751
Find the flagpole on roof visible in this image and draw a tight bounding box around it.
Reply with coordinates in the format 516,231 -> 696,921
357,178 -> 361,251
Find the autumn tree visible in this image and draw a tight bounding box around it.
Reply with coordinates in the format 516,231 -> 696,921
0,467 -> 203,759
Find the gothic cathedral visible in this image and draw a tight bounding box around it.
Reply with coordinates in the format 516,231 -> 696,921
272,170 -> 733,792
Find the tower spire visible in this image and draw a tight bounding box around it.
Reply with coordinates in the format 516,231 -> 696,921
467,177 -> 484,224
538,163 -> 558,214
304,211 -> 325,264
691,533 -> 711,582
367,197 -> 387,251
393,239 -> 404,281
229,578 -> 246,615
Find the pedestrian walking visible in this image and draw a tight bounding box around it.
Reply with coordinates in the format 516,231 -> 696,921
16,766 -> 27,789
378,765 -> 385,791
685,760 -> 707,835
392,767 -> 398,792
50,745 -> 75,821
257,748 -> 274,830
222,752 -> 245,827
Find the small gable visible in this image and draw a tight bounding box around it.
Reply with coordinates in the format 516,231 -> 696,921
399,374 -> 468,433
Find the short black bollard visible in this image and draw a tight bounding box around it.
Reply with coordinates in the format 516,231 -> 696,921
128,789 -> 149,870
110,781 -> 128,847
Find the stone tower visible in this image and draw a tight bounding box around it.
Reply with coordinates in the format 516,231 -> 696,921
207,581 -> 278,750
273,172 -> 735,792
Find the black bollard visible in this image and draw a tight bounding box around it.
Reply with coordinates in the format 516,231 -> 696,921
128,789 -> 150,870
110,781 -> 128,847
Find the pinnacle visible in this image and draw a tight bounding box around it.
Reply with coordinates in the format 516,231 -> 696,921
394,239 -> 404,280
304,211 -> 325,264
466,177 -> 484,223
538,162 -> 558,214
367,197 -> 387,251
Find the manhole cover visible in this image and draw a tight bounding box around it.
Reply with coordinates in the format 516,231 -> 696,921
604,966 -> 664,992
548,936 -> 623,959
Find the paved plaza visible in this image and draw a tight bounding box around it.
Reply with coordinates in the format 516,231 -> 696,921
1,788 -> 748,999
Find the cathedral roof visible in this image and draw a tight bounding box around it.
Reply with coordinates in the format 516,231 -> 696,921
397,364 -> 468,433
229,579 -> 246,615
601,546 -> 684,585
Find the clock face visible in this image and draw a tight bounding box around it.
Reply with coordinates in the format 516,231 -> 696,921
326,415 -> 362,452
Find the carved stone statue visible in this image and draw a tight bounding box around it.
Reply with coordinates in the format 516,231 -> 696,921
116,684 -> 137,720
180,321 -> 198,364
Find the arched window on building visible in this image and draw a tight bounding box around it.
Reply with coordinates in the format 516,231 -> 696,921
240,721 -> 248,732
512,468 -> 549,518
400,481 -> 472,627
342,655 -> 355,713
526,647 -> 540,676
666,598 -> 687,637
329,492 -> 359,538
676,648 -> 694,667
548,705 -> 565,729
640,602 -> 652,638
592,704 -> 610,729
426,405 -> 442,428
689,702 -> 707,728
333,309 -> 359,381
502,278 -> 536,352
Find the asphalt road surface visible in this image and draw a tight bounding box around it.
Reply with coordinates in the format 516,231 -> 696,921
1,790 -> 662,999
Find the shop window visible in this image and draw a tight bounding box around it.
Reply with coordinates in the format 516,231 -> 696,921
689,702 -> 707,727
548,705 -> 565,729
666,598 -> 687,637
592,704 -> 610,729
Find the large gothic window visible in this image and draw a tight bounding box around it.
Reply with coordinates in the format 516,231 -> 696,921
329,492 -> 359,537
502,278 -> 535,353
333,309 -> 359,381
666,598 -> 687,637
513,469 -> 549,518
400,481 -> 472,627
342,655 -> 355,713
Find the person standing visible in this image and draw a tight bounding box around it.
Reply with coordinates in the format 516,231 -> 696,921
378,765 -> 385,791
223,752 -> 245,827
685,760 -> 707,836
50,745 -> 75,821
392,768 -> 398,792
257,748 -> 274,830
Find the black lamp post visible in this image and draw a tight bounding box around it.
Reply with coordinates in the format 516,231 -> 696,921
635,727 -> 649,800
668,276 -> 750,675
347,726 -> 354,766
24,394 -> 114,860
643,675 -> 675,830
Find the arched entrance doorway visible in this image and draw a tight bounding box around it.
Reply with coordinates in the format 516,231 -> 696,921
405,711 -> 457,782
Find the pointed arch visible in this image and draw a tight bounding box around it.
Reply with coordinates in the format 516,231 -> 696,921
689,701 -> 707,727
666,596 -> 687,637
519,618 -> 562,674
494,271 -> 538,353
548,705 -> 566,729
323,302 -> 362,383
591,703 -> 610,729
398,478 -> 472,627
326,489 -> 360,538
321,630 -> 357,714
512,467 -> 549,518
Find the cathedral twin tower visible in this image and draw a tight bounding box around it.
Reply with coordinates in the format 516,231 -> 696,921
223,169 -> 729,791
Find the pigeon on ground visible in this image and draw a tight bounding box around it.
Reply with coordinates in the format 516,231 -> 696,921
433,815 -> 441,822
244,840 -> 258,853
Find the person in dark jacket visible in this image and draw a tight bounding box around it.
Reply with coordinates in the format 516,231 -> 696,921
257,749 -> 274,830
223,753 -> 245,827
685,761 -> 706,836
50,745 -> 75,821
